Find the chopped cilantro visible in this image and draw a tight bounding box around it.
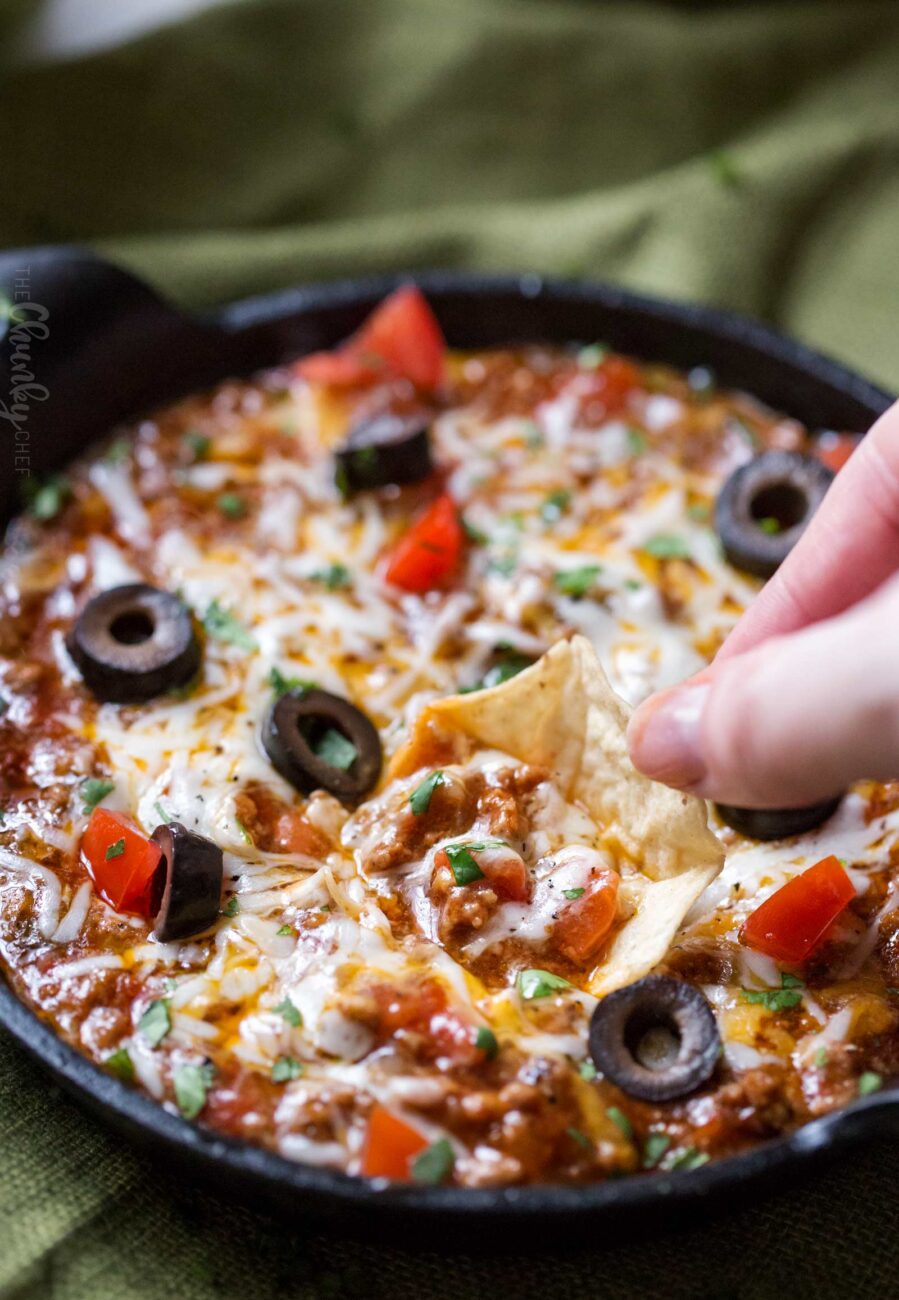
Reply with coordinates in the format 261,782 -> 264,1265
566,1126 -> 591,1150
814,1046 -> 828,1068
268,666 -> 318,697
276,923 -> 294,937
184,431 -> 211,460
311,563 -> 351,591
540,489 -> 571,524
858,1071 -> 883,1097
410,771 -> 444,816
105,438 -> 130,465
443,841 -> 490,886
222,896 -> 240,917
626,428 -> 647,455
173,1061 -> 215,1119
554,565 -> 601,598
334,462 -> 350,500
576,343 -> 608,370
708,149 -> 742,188
687,501 -> 711,522
25,475 -> 71,522
460,654 -> 532,694
741,971 -> 804,1012
411,1138 -> 455,1185
579,1058 -> 597,1081
81,778 -> 114,813
667,1146 -> 709,1172
216,492 -> 246,519
105,837 -> 125,861
623,578 -> 642,591
153,800 -> 173,824
203,600 -> 258,651
462,517 -> 488,545
314,728 -> 358,771
234,817 -> 253,845
643,534 -> 690,560
274,997 -> 303,1028
105,1047 -> 135,1083
272,1055 -> 304,1083
562,887 -> 585,900
138,999 -> 171,1048
517,968 -> 572,1000
642,1132 -> 671,1169
475,1026 -> 499,1059
757,516 -> 781,535
606,1106 -> 633,1140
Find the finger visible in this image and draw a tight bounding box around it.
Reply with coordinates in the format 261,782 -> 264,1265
718,397 -> 899,661
628,571 -> 899,807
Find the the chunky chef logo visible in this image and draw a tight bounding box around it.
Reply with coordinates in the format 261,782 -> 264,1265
1,267 -> 49,479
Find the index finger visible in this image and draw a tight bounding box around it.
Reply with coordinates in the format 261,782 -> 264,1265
717,398 -> 899,661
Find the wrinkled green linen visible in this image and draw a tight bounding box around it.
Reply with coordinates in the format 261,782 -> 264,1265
2,2 -> 899,1296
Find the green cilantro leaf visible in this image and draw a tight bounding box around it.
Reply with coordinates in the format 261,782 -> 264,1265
443,839 -> 506,886
741,971 -> 804,1012
626,428 -> 647,455
105,1047 -> 135,1083
667,1146 -> 709,1172
173,1061 -> 215,1119
222,896 -> 240,917
235,817 -> 253,845
203,600 -> 258,651
643,534 -> 690,560
606,1106 -> 633,1140
554,565 -> 601,598
314,728 -> 358,771
25,475 -> 71,522
757,516 -> 781,535
272,1055 -> 304,1083
410,771 -> 445,816
153,800 -> 173,824
81,778 -> 114,813
858,1071 -> 883,1097
562,887 -> 585,900
642,1132 -> 671,1169
540,489 -> 571,524
276,923 -> 294,937
105,438 -> 130,465
579,1059 -> 597,1081
311,563 -> 351,591
274,997 -> 303,1027
517,968 -> 572,1000
138,999 -> 171,1048
462,517 -> 488,545
566,1126 -> 591,1150
105,837 -> 125,861
268,666 -> 318,697
411,1138 -> 455,1185
216,492 -> 246,519
814,1046 -> 828,1068
184,431 -> 211,460
576,343 -> 608,370
475,1026 -> 499,1059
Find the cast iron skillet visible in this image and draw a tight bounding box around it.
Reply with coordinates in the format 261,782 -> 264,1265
0,246 -> 896,1235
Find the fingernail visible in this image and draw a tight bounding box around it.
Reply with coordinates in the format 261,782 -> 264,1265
628,684 -> 710,788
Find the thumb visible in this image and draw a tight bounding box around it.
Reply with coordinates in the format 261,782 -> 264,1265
627,572 -> 899,808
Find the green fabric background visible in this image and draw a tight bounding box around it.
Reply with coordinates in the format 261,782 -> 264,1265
2,2 -> 899,1296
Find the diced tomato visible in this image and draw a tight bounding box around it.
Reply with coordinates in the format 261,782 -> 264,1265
360,1102 -> 428,1179
580,356 -> 641,415
814,433 -> 858,474
383,493 -> 463,593
472,846 -> 530,903
553,869 -> 620,965
371,978 -> 447,1035
272,809 -> 331,857
739,855 -> 855,963
294,286 -> 446,391
81,807 -> 162,917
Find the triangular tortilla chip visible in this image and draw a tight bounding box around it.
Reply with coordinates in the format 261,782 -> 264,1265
390,635 -> 723,995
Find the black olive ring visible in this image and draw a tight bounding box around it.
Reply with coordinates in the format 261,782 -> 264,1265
67,583 -> 200,703
715,451 -> 834,579
715,797 -> 842,842
335,411 -> 434,495
262,688 -> 382,804
588,974 -> 720,1102
151,821 -> 224,942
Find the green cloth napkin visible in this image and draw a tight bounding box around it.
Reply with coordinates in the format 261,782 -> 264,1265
2,2 -> 899,1295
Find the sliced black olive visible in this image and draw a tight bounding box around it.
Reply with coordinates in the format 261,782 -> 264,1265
335,411 -> 433,494
151,821 -> 224,942
715,451 -> 833,578
588,974 -> 720,1102
67,584 -> 200,703
262,688 -> 382,803
715,796 -> 842,841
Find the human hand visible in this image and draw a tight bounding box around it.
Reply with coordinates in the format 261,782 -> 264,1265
627,399 -> 899,808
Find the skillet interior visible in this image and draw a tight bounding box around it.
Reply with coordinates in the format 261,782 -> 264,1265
0,251 -> 896,1233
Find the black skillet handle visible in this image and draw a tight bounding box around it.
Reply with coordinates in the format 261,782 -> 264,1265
0,246 -> 238,526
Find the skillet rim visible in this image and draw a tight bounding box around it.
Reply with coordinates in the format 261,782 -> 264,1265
0,263 -> 897,1225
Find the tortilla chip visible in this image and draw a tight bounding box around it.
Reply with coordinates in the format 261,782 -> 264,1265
391,635 -> 723,995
